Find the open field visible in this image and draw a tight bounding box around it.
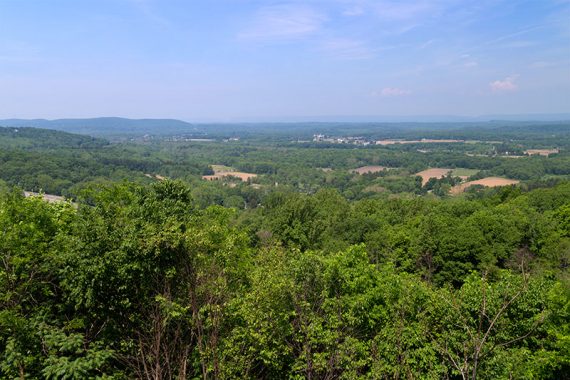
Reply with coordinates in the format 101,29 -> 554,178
203,172 -> 257,181
450,177 -> 520,195
203,164 -> 257,181
352,165 -> 388,174
525,149 -> 559,156
415,168 -> 452,184
451,168 -> 479,178
376,139 -> 464,145
24,191 -> 66,203
415,168 -> 480,184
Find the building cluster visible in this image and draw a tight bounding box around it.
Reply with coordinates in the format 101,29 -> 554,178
312,134 -> 371,145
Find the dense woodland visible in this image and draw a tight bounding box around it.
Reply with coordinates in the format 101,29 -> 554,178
0,123 -> 569,379
1,124 -> 569,203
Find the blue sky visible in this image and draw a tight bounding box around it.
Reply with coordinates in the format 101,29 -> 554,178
1,0 -> 569,121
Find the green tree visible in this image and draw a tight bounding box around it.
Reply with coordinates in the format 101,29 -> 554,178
61,180 -> 251,379
428,270 -> 559,379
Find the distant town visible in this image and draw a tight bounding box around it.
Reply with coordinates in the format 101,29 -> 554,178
312,133 -> 468,146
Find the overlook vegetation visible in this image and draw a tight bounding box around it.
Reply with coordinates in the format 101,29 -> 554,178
0,122 -> 569,378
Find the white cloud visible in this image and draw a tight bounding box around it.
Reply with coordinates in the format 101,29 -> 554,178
490,75 -> 518,92
373,87 -> 412,97
239,5 -> 326,41
460,54 -> 478,68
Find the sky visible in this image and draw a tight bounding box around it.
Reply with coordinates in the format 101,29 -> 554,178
0,0 -> 569,121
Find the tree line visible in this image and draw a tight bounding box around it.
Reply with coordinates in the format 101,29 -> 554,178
1,180 -> 568,379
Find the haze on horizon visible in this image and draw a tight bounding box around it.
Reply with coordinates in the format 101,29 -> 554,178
1,0 -> 569,122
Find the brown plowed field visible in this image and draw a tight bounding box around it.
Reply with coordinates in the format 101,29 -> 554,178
450,177 -> 519,195
415,168 -> 452,184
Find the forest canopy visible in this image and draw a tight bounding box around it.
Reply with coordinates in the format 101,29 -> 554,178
0,179 -> 568,379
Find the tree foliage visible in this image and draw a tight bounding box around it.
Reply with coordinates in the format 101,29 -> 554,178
0,178 -> 568,378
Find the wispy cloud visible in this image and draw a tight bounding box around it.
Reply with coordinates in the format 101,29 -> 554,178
342,6 -> 365,16
365,0 -> 448,35
374,1 -> 435,20
373,87 -> 412,97
467,24 -> 546,53
341,0 -> 437,20
530,60 -> 568,68
459,54 -> 478,68
320,38 -> 374,59
490,75 -> 518,92
501,40 -> 536,48
128,0 -> 171,27
419,39 -> 435,49
239,5 -> 326,41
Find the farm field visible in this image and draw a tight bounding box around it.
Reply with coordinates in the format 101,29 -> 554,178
525,149 -> 559,156
415,168 -> 452,184
450,168 -> 479,178
203,172 -> 257,181
203,164 -> 257,181
415,168 -> 480,184
352,165 -> 388,174
450,177 -> 520,195
376,139 -> 464,145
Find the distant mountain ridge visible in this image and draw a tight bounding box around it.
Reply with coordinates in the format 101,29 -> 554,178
0,117 -> 197,137
1,115 -> 569,138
